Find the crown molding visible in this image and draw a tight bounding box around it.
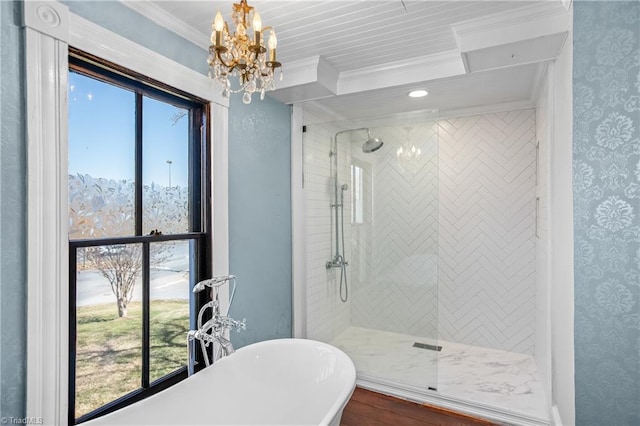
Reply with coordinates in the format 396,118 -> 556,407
338,50 -> 465,95
461,32 -> 567,74
278,56 -> 338,90
454,2 -> 568,38
269,56 -> 340,104
119,0 -> 209,49
453,2 -> 570,53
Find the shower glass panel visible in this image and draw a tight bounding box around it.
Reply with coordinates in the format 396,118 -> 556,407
304,117 -> 439,392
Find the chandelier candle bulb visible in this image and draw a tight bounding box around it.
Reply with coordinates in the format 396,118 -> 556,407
253,12 -> 262,45
214,11 -> 224,47
268,33 -> 277,62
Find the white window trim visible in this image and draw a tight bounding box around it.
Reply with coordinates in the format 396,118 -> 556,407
23,2 -> 229,424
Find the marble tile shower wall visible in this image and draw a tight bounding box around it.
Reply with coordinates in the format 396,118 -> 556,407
304,109 -> 537,354
303,110 -> 352,343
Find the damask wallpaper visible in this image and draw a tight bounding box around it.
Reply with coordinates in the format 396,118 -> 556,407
573,2 -> 640,425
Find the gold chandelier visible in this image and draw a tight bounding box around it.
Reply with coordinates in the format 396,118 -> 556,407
208,0 -> 282,104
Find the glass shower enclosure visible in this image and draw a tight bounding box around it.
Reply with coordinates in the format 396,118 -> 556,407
303,116 -> 439,393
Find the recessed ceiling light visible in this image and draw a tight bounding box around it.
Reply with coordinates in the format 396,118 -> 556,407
408,89 -> 428,98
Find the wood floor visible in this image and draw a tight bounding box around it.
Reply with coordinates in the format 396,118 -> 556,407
340,388 -> 497,426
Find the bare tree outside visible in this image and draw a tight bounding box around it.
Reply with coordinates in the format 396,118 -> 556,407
86,245 -> 141,318
84,244 -> 173,318
70,174 -> 187,318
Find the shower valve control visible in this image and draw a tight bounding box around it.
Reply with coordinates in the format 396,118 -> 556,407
326,258 -> 348,269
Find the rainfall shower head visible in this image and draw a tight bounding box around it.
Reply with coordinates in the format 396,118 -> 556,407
362,136 -> 384,153
333,128 -> 384,154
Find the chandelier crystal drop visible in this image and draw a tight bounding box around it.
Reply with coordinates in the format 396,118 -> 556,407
208,0 -> 282,104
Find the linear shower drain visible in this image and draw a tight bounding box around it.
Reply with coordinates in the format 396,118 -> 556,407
413,342 -> 442,351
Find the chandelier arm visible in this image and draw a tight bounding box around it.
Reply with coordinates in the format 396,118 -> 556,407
215,50 -> 234,69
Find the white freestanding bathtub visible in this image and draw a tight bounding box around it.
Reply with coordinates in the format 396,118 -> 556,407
83,338 -> 356,426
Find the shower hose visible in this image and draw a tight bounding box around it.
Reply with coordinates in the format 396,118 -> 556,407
339,199 -> 348,303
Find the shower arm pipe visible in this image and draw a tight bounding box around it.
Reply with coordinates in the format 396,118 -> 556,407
331,128 -> 372,155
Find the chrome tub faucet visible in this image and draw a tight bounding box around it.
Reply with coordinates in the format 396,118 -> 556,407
187,275 -> 246,376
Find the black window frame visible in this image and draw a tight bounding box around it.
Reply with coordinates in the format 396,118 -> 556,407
67,50 -> 212,425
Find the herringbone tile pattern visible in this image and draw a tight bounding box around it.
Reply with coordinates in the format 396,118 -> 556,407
304,109 -> 537,355
350,111 -> 537,353
438,110 -> 536,353
351,124 -> 439,338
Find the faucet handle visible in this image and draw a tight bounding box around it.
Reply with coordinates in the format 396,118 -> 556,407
232,317 -> 247,332
218,316 -> 246,332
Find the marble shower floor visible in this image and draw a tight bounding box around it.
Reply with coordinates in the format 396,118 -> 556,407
330,326 -> 548,422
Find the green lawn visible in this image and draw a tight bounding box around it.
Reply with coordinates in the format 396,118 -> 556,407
75,300 -> 189,418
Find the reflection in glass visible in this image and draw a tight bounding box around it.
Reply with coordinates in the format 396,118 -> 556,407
351,164 -> 364,224
143,96 -> 190,235
75,244 -> 143,418
68,72 -> 136,239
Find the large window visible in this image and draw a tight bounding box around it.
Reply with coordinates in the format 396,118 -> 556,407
67,52 -> 211,424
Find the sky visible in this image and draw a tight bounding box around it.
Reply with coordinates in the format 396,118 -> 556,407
68,71 -> 189,188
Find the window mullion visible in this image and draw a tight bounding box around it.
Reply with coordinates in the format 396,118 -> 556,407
137,93 -> 150,390
142,241 -> 150,388
135,92 -> 143,236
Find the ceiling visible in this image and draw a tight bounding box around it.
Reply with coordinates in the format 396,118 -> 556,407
124,0 -> 571,121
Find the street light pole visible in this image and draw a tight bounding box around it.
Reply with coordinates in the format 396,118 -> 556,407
166,160 -> 172,187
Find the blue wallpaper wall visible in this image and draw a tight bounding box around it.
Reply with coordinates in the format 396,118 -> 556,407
573,2 -> 640,425
0,0 -> 27,420
228,93 -> 292,349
